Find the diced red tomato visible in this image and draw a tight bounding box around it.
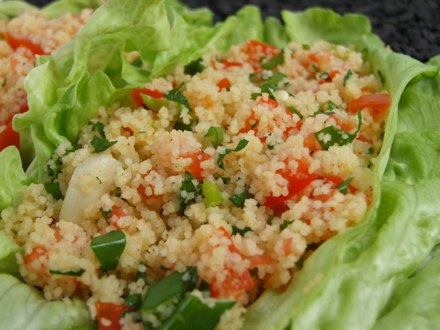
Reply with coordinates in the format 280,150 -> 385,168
23,247 -> 46,265
356,134 -> 372,144
329,70 -> 340,80
0,122 -> 20,152
217,78 -> 231,89
209,227 -> 254,299
186,150 -> 211,180
283,237 -> 293,256
108,207 -> 127,230
361,86 -> 373,93
95,302 -> 132,330
303,134 -> 320,154
222,61 -> 243,69
249,254 -> 275,268
242,39 -> 279,64
264,158 -> 317,207
130,88 -> 164,107
348,94 -> 391,119
7,32 -> 47,56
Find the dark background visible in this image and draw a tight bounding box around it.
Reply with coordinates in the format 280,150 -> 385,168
28,0 -> 440,63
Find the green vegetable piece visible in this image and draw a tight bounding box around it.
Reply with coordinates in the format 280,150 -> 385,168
125,293 -> 143,309
314,108 -> 362,150
251,92 -> 261,100
312,64 -> 319,72
174,121 -> 192,131
140,271 -> 186,328
319,72 -> 331,81
141,93 -> 169,112
260,83 -> 278,101
336,177 -> 354,195
229,191 -> 253,208
90,135 -> 117,153
328,100 -> 338,110
183,267 -> 210,294
184,58 -> 206,76
163,82 -> 193,113
368,147 -> 375,155
49,269 -> 85,277
205,126 -> 226,148
261,49 -> 285,70
217,139 -> 249,170
202,180 -> 223,207
99,208 -> 112,223
135,260 -> 149,286
91,121 -> 106,139
287,106 -> 303,119
343,69 -> 352,87
232,226 -> 253,236
302,44 -> 311,50
181,171 -> 198,193
280,219 -> 295,231
44,182 -> 62,200
91,231 -> 126,271
378,69 -> 386,85
268,214 -> 276,225
251,121 -> 259,129
158,294 -> 235,330
249,71 -> 287,85
214,176 -> 231,184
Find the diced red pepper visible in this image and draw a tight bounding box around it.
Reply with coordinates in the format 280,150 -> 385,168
95,302 -> 132,330
7,32 -> 47,56
23,247 -> 46,265
243,39 -> 279,64
0,122 -> 20,152
217,78 -> 231,89
130,88 -> 164,107
348,94 -> 391,119
186,150 -> 211,180
264,158 -> 317,207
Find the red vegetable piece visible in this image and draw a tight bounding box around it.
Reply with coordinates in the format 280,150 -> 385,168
130,88 -> 164,107
96,302 -> 132,330
0,122 -> 20,152
7,32 -> 47,56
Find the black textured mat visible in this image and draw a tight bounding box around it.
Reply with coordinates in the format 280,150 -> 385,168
27,0 -> 440,62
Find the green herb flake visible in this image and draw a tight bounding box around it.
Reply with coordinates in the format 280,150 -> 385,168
337,177 -> 354,195
91,230 -> 126,271
96,177 -> 102,184
328,100 -> 338,111
214,176 -> 231,184
232,226 -> 253,236
261,49 -> 285,70
174,121 -> 192,131
91,135 -> 117,153
251,121 -> 259,129
163,82 -> 193,113
100,208 -> 112,222
125,293 -> 143,309
44,182 -> 62,200
49,269 -> 85,277
217,139 -> 249,170
368,147 -> 375,155
205,126 -> 227,148
260,82 -> 278,101
184,58 -> 206,76
280,219 -> 295,231
312,64 -> 320,72
135,261 -> 149,286
286,106 -> 303,119
251,93 -> 261,100
314,107 -> 362,150
91,121 -> 106,139
229,191 -> 253,208
343,69 -> 352,87
2,79 -> 6,87
116,191 -> 122,198
302,44 -> 311,50
268,214 -> 276,225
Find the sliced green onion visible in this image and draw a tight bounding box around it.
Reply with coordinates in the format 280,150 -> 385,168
261,49 -> 285,70
99,208 -> 112,222
337,177 -> 354,195
44,182 -> 62,200
312,64 -> 319,72
49,269 -> 85,277
229,191 -> 253,208
91,230 -> 126,271
343,69 -> 352,87
202,181 -> 223,207
184,58 -> 206,76
205,126 -> 226,148
141,93 -> 169,111
319,72 -> 331,81
91,135 -> 117,153
232,226 -> 253,236
280,219 -> 295,231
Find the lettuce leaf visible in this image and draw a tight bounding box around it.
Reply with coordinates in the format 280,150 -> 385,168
41,0 -> 100,19
0,274 -> 91,330
242,8 -> 438,330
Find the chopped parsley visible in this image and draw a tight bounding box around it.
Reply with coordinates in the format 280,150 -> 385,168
163,82 -> 193,113
268,214 -> 276,225
178,172 -> 202,212
251,121 -> 259,129
232,226 -> 253,236
336,177 -> 354,195
91,135 -> 117,153
312,64 -> 320,72
314,107 -> 362,150
368,147 -> 375,155
229,191 -> 253,208
280,219 -> 295,231
343,69 -> 352,87
44,182 -> 62,200
286,106 -> 303,119
214,176 -> 231,184
184,58 -> 206,76
174,121 -> 192,131
90,121 -> 106,139
100,208 -> 112,222
328,100 -> 338,111
261,49 -> 285,70
217,139 -> 249,170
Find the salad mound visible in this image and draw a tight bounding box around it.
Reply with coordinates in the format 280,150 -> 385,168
2,37 -> 387,329
0,0 -> 439,330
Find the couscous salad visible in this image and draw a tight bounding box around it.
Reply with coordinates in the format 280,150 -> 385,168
1,1 -> 440,330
